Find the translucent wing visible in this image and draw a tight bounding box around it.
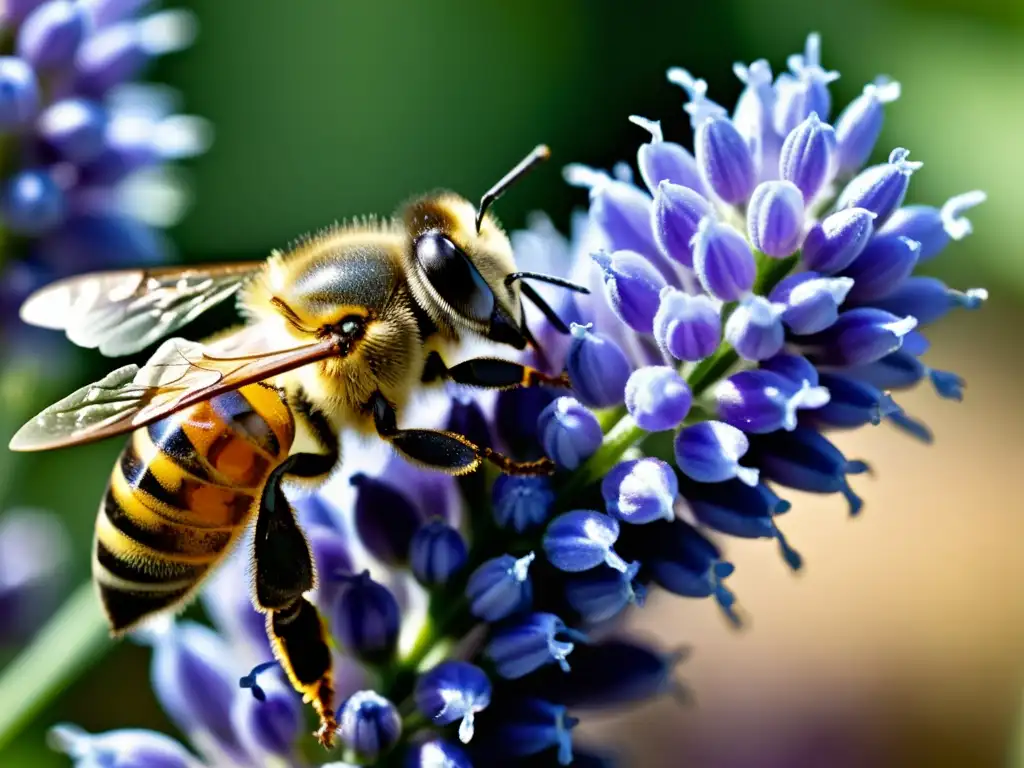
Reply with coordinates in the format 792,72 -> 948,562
9,329 -> 342,452
19,262 -> 263,357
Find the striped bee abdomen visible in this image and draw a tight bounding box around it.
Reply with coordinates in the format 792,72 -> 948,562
94,383 -> 295,634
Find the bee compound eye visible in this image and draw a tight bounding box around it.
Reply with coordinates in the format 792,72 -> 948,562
414,232 -> 495,323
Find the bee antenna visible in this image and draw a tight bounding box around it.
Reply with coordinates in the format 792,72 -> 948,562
504,271 -> 590,294
476,144 -> 551,233
519,281 -> 572,335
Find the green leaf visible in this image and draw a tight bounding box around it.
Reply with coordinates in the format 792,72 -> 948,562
0,582 -> 112,753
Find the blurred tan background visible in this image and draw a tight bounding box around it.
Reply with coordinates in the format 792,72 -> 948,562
2,0 -> 1023,766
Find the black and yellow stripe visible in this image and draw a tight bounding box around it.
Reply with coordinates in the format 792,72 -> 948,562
93,383 -> 294,634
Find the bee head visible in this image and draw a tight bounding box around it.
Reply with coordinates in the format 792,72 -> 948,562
401,145 -> 587,350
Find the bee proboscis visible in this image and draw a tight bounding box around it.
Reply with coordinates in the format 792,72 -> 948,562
9,145 -> 588,747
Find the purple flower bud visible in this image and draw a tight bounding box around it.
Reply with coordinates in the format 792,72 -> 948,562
624,366 -> 692,432
801,372 -> 900,429
652,180 -> 714,267
871,277 -> 987,326
676,476 -> 802,571
537,396 -> 602,470
404,739 -> 472,768
667,67 -> 728,128
480,697 -> 579,765
732,59 -> 779,178
39,212 -> 169,270
492,475 -> 554,532
466,552 -> 534,622
38,98 -> 107,163
338,691 -> 401,762
530,640 -> 690,712
3,0 -> 47,25
565,567 -> 646,624
803,307 -> 917,367
544,510 -> 636,574
695,115 -> 757,204
653,287 -> 721,362
75,11 -> 196,96
563,165 -> 658,256
714,369 -> 831,433
409,520 -> 467,587
0,57 -> 39,130
630,115 -> 706,196
776,34 -> 840,132
446,393 -> 493,450
880,190 -> 986,261
725,296 -> 787,361
351,473 -> 422,566
0,510 -> 69,643
837,148 -> 922,225
18,1 -> 89,70
842,234 -> 920,303
834,79 -> 901,176
485,613 -> 586,679
674,421 -> 759,486
770,272 -> 854,335
802,207 -> 876,274
643,519 -> 741,625
232,667 -> 301,758
601,457 -> 678,524
416,661 -> 491,744
779,112 -> 836,202
332,571 -> 400,662
0,169 -> 66,236
842,348 -> 925,392
759,352 -> 819,387
48,725 -> 202,768
747,180 -> 805,257
147,620 -> 247,761
749,427 -> 870,515
565,324 -> 632,408
306,523 -> 354,612
81,0 -> 151,26
692,216 -> 756,301
592,250 -> 666,333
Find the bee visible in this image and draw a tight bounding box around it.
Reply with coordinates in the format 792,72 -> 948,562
8,145 -> 587,747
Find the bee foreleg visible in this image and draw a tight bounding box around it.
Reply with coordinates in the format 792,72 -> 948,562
421,351 -> 572,390
253,461 -> 337,748
370,391 -> 554,476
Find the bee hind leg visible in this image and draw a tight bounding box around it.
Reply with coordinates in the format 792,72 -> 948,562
253,458 -> 337,747
370,391 -> 554,476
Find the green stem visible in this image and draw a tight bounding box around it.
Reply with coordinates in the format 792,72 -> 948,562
558,414 -> 645,500
0,581 -> 112,752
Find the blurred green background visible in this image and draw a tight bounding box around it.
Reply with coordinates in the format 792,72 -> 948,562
2,0 -> 1023,766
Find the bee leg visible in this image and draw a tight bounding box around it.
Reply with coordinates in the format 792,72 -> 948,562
370,391 -> 554,476
422,351 -> 572,390
253,458 -> 338,748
